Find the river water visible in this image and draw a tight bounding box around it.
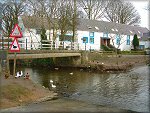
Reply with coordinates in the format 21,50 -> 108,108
17,65 -> 149,112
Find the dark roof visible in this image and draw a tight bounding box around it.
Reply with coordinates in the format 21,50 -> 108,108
143,31 -> 150,37
21,16 -> 149,36
139,37 -> 150,41
78,19 -> 149,36
140,31 -> 150,41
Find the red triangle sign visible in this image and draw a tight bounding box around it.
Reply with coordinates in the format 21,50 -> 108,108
10,24 -> 22,38
9,38 -> 20,52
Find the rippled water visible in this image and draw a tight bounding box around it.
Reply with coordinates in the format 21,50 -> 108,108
18,65 -> 149,112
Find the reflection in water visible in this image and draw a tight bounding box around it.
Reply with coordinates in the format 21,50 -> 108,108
18,66 -> 149,112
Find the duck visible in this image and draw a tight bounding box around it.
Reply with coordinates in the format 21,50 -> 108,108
50,79 -> 53,83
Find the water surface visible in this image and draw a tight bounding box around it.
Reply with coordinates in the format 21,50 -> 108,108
18,65 -> 149,112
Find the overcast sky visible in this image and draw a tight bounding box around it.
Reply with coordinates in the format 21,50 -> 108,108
130,0 -> 149,29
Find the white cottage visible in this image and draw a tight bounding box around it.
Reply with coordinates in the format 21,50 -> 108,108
139,32 -> 150,49
76,19 -> 149,51
20,16 -> 149,51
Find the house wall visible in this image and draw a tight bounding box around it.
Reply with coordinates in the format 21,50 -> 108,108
108,33 -> 135,51
23,29 -> 41,50
139,41 -> 150,49
77,31 -> 101,51
22,27 -> 144,51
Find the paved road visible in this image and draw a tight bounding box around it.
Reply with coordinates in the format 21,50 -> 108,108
1,98 -> 137,113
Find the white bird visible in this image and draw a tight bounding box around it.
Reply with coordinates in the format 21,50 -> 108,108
15,71 -> 23,78
54,68 -> 59,70
15,72 -> 20,78
69,72 -> 73,75
51,84 -> 56,88
50,80 -> 53,83
20,71 -> 23,77
102,62 -> 104,65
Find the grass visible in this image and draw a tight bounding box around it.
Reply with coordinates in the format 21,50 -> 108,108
1,84 -> 32,102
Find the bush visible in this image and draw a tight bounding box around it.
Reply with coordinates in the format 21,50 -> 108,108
101,45 -> 113,51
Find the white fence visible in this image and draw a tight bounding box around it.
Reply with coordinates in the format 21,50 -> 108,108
0,38 -> 79,50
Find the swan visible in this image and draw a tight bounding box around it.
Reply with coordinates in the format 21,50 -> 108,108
51,84 -> 56,88
54,68 -> 59,70
50,80 -> 53,83
69,72 -> 73,75
20,71 -> 23,77
15,72 -> 20,78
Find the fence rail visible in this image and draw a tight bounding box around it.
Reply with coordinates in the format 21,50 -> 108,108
0,39 -> 79,51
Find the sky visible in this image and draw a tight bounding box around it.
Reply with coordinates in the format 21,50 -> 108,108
130,0 -> 149,29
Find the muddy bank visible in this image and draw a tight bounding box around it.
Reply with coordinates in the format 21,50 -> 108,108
63,55 -> 149,72
1,98 -> 138,113
60,60 -> 148,73
0,75 -> 58,109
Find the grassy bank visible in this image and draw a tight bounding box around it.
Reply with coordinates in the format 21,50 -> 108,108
0,75 -> 57,109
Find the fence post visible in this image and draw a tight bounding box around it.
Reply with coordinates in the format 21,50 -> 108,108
71,41 -> 72,50
7,38 -> 10,50
2,36 -> 4,50
26,38 -> 27,50
41,40 -> 42,50
63,41 -> 64,50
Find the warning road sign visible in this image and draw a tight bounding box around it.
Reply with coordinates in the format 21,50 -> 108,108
9,38 -> 20,52
10,24 -> 22,38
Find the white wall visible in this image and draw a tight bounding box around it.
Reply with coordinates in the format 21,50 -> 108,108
109,34 -> 134,51
77,31 -> 101,51
23,29 -> 41,50
140,41 -> 150,49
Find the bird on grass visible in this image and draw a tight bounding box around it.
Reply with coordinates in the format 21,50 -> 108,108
69,72 -> 73,75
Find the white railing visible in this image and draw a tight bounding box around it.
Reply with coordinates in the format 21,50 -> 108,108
0,39 -> 79,50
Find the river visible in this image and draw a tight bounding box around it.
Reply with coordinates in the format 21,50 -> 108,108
16,65 -> 149,112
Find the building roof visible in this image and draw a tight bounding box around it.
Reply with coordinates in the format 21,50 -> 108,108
140,31 -> 150,41
21,16 -> 149,36
78,19 -> 149,36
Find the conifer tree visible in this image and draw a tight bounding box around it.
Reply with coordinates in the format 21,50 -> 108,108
132,34 -> 139,50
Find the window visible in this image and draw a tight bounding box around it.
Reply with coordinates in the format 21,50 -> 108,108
126,35 -> 130,45
89,32 -> 94,44
95,26 -> 99,30
82,37 -> 88,43
116,34 -> 120,45
111,28 -> 115,31
90,38 -> 94,44
103,32 -> 108,38
89,32 -> 94,37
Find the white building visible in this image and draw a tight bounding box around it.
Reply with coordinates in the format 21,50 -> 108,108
20,16 -> 149,51
139,32 -> 150,49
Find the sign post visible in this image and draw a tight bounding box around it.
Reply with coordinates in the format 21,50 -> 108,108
9,24 -> 22,76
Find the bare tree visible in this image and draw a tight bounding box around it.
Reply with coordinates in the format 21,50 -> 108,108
104,0 -> 141,25
2,0 -> 25,48
2,0 -> 25,35
79,0 -> 107,20
58,1 -> 72,41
